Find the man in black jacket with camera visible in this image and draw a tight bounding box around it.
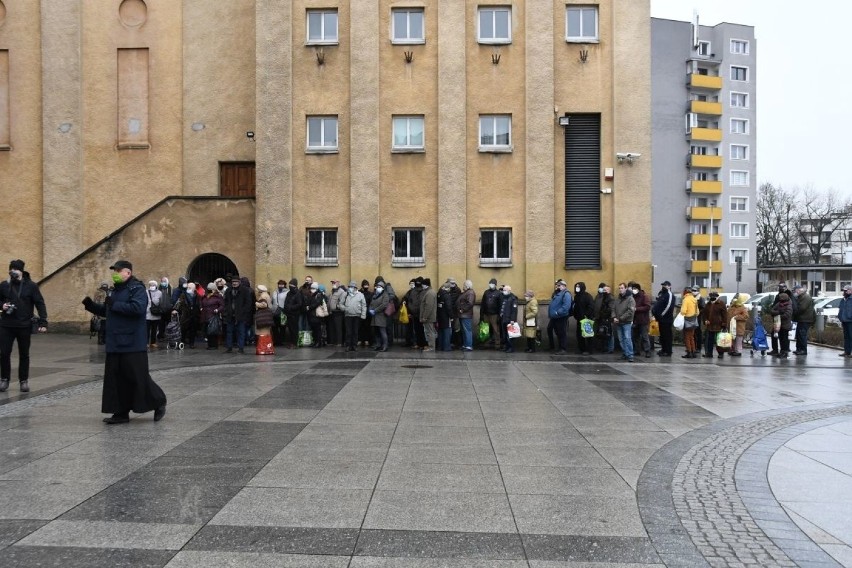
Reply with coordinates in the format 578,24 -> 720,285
1,259 -> 48,393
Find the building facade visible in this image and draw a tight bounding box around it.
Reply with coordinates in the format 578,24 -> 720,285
651,16 -> 756,294
0,0 -> 651,327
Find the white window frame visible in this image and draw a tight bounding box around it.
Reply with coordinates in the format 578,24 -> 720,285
730,144 -> 749,160
730,91 -> 749,108
730,222 -> 749,239
391,7 -> 425,44
477,7 -> 512,45
306,9 -> 339,45
730,118 -> 749,134
391,228 -> 425,267
730,65 -> 749,82
730,39 -> 750,55
730,170 -> 750,186
478,114 -> 512,153
697,40 -> 711,56
565,6 -> 599,43
306,116 -> 338,153
391,115 -> 425,153
730,249 -> 749,265
729,196 -> 749,212
306,229 -> 339,266
479,228 -> 513,266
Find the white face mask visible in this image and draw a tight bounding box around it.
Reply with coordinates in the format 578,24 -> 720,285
575,287 -> 581,293
489,284 -> 496,290
375,287 -> 384,294
410,283 -> 415,289
502,290 -> 510,296
598,288 -> 604,294
631,288 -> 639,294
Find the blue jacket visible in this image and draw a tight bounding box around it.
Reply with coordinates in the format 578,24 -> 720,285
548,290 -> 573,319
86,277 -> 149,353
839,296 -> 852,323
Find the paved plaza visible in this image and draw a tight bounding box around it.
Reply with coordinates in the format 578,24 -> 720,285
1,335 -> 851,567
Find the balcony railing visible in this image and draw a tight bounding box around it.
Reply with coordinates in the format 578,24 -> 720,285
686,180 -> 722,194
689,154 -> 723,169
688,74 -> 723,89
690,100 -> 723,115
688,260 -> 723,273
687,233 -> 722,247
687,206 -> 723,220
689,127 -> 722,142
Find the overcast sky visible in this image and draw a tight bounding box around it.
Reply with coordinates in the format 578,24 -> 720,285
650,0 -> 852,197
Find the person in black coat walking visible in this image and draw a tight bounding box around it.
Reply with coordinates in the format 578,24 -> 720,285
1,259 -> 48,393
82,260 -> 166,424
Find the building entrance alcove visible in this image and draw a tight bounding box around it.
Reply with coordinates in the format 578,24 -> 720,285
187,253 -> 239,287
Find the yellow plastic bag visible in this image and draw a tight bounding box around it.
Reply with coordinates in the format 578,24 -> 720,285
649,320 -> 660,337
398,302 -> 409,324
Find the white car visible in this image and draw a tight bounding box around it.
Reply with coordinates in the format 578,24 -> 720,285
814,296 -> 843,325
745,292 -> 776,310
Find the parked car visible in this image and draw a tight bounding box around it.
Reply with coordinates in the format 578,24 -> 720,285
814,295 -> 843,325
745,292 -> 776,310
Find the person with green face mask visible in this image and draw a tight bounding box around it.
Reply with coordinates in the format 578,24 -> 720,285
82,260 -> 166,424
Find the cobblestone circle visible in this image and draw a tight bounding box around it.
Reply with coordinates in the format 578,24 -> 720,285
670,405 -> 852,567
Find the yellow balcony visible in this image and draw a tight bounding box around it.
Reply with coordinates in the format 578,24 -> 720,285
688,233 -> 722,247
687,206 -> 723,220
689,74 -> 723,89
690,154 -> 723,168
689,260 -> 723,274
689,127 -> 722,142
690,100 -> 722,115
687,180 -> 722,194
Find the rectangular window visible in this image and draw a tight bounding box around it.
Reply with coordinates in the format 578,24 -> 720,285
307,9 -> 338,44
730,39 -> 749,54
731,118 -> 749,134
392,228 -> 425,266
117,48 -> 150,149
392,8 -> 424,43
730,66 -> 748,81
566,6 -> 598,42
478,7 -> 511,44
730,249 -> 749,264
690,145 -> 708,155
826,281 -> 837,293
697,40 -> 711,56
730,197 -> 748,212
730,223 -> 749,238
730,170 -> 749,186
730,144 -> 749,160
479,114 -> 512,152
480,229 -> 512,265
306,229 -> 338,265
306,116 -> 338,152
730,92 -> 749,108
691,223 -> 709,235
392,115 -> 424,151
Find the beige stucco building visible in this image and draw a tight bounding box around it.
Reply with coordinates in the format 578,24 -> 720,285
0,0 -> 651,328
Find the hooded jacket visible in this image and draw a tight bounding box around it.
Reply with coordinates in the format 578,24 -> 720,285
0,272 -> 48,329
572,283 -> 594,320
284,283 -> 304,314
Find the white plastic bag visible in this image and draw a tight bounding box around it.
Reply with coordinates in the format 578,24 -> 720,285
506,322 -> 521,339
673,313 -> 685,330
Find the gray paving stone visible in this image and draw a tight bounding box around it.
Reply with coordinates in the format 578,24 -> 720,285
495,445 -> 611,467
500,465 -> 634,496
363,491 -> 516,533
17,519 -> 200,550
377,463 -> 504,493
0,480 -> 109,520
184,525 -> 359,555
353,529 -> 525,559
209,487 -> 373,528
0,545 -> 175,567
248,458 -> 383,489
522,534 -> 661,563
509,493 -> 646,536
385,444 -> 497,465
350,558 -> 528,567
0,520 -> 47,548
165,551 -> 350,567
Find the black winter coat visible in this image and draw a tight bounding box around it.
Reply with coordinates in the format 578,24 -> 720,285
84,277 -> 148,353
224,285 -> 254,323
0,274 -> 47,329
284,285 -> 304,314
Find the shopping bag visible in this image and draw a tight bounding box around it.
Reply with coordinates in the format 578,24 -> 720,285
398,303 -> 409,324
595,321 -> 612,338
206,316 -> 222,336
673,313 -> 685,330
477,320 -> 491,342
729,317 -> 737,335
506,322 -> 521,339
298,330 -> 313,347
649,319 -> 660,337
716,332 -> 732,350
580,318 -> 595,338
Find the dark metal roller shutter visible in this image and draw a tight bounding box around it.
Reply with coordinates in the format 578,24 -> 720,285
564,113 -> 601,269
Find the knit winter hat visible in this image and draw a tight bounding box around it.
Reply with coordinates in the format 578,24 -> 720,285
489,278 -> 498,285
8,259 -> 24,271
289,278 -> 298,286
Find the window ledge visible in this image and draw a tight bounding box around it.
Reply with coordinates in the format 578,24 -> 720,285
306,41 -> 339,47
478,146 -> 513,154
391,148 -> 425,154
479,261 -> 513,268
392,260 -> 426,268
306,148 -> 339,155
392,39 -> 426,45
117,142 -> 150,150
478,39 -> 512,45
566,38 -> 599,44
306,259 -> 339,267
0,144 -> 11,151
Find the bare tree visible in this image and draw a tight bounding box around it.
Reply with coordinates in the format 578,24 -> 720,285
794,187 -> 852,264
756,182 -> 797,266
